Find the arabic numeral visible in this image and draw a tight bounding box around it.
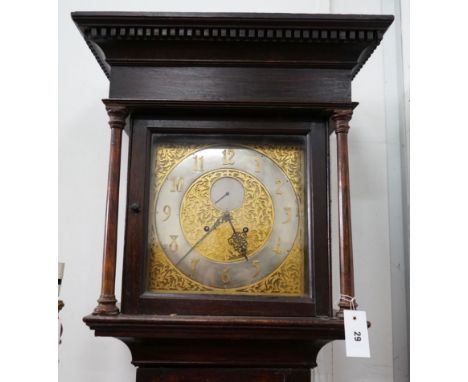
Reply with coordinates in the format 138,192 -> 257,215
354,331 -> 362,342
170,177 -> 184,192
162,205 -> 171,221
222,149 -> 235,165
192,155 -> 204,172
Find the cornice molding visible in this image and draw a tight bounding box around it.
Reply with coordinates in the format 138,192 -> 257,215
72,12 -> 393,80
83,24 -> 386,44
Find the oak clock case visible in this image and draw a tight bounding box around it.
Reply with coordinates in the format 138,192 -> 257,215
73,11 -> 394,382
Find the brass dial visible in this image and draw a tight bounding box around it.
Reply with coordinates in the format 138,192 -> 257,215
148,141 -> 305,295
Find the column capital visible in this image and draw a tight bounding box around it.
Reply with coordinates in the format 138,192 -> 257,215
105,104 -> 128,130
331,109 -> 353,134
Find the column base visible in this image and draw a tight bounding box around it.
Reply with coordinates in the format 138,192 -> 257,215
93,295 -> 119,315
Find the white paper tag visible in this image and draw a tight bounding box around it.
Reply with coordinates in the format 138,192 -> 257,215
344,310 -> 370,358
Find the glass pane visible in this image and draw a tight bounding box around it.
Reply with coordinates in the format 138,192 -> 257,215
146,134 -> 307,297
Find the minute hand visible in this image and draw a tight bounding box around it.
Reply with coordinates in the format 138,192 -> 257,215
175,212 -> 229,266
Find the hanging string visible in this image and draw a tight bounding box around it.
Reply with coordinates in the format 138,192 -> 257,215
340,294 -> 356,310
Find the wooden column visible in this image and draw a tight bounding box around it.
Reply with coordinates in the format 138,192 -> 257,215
93,104 -> 128,315
332,109 -> 357,316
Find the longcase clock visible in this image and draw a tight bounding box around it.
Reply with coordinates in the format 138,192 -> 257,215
72,12 -> 393,382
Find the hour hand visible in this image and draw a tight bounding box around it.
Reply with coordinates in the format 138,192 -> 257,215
226,214 -> 249,261
228,232 -> 248,261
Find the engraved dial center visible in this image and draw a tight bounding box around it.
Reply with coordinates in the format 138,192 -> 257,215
210,177 -> 245,211
180,169 -> 274,264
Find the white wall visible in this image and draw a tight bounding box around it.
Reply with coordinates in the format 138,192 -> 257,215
318,2 -> 409,382
58,1 -> 408,381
